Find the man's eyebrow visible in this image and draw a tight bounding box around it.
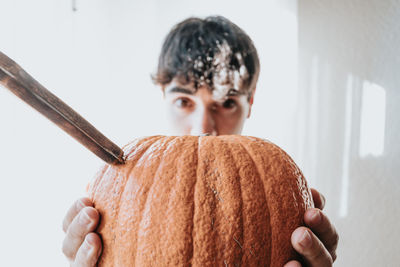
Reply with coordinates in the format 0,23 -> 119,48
226,88 -> 244,96
166,86 -> 245,97
166,87 -> 195,95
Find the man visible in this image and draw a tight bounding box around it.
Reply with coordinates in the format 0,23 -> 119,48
62,16 -> 338,267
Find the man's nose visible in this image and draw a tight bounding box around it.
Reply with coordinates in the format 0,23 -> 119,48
190,107 -> 217,136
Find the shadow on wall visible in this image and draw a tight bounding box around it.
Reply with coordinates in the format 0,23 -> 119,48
296,1 -> 400,266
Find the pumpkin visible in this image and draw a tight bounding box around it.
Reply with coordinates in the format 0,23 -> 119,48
87,135 -> 314,266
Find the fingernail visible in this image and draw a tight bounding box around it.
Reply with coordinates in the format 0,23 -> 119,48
85,234 -> 95,246
79,209 -> 92,225
299,230 -> 312,248
77,199 -> 86,210
311,210 -> 321,224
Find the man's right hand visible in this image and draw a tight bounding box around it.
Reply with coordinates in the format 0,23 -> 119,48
62,198 -> 102,267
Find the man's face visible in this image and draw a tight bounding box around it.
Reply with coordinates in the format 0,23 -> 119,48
162,79 -> 254,136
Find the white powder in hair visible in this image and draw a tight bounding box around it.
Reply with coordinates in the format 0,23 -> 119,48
187,39 -> 249,102
211,41 -> 249,101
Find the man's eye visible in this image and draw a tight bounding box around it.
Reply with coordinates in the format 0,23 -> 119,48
175,98 -> 192,108
222,99 -> 237,109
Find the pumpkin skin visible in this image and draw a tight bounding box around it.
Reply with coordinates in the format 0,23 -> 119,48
87,135 -> 314,266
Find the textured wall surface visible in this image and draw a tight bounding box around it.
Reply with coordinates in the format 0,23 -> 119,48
297,1 -> 400,266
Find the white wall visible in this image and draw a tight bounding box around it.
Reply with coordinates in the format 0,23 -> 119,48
297,1 -> 400,266
0,0 -> 298,266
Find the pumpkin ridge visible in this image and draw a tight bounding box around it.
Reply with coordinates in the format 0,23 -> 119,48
172,136 -> 198,266
205,136 -> 244,265
258,139 -> 286,265
100,136 -> 163,266
133,136 -> 176,265
225,137 -> 245,266
193,136 -> 221,266
276,148 -> 314,211
193,136 -> 217,266
235,135 -> 272,266
89,164 -> 110,202
123,136 -> 165,160
113,172 -> 129,266
156,136 -> 198,265
187,136 -> 200,266
114,137 -> 161,265
207,138 -> 217,265
211,137 -> 230,265
256,137 -> 309,265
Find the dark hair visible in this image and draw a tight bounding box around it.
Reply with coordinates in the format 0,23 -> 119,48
152,16 -> 260,99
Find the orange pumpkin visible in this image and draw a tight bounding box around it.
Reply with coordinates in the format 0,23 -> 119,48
87,135 -> 314,266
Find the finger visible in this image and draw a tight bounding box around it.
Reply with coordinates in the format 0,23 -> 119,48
72,233 -> 102,267
291,227 -> 333,267
283,260 -> 302,267
63,197 -> 94,233
310,188 -> 325,210
62,207 -> 99,261
304,209 -> 339,262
